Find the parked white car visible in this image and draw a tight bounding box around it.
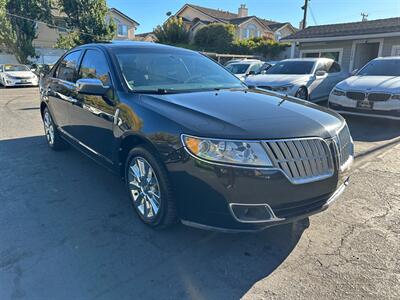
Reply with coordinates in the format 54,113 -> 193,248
245,58 -> 349,102
329,57 -> 400,120
0,64 -> 39,87
225,60 -> 271,81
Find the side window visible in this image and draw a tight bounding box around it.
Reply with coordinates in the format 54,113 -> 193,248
315,61 -> 329,72
249,63 -> 262,73
78,49 -> 111,86
328,62 -> 341,73
55,51 -> 81,82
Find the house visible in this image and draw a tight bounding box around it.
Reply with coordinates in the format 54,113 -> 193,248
0,7 -> 139,64
282,17 -> 400,72
135,32 -> 157,42
173,3 -> 296,42
108,8 -> 139,41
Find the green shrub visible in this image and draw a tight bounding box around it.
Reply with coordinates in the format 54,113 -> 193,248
194,23 -> 235,53
231,37 -> 289,58
154,17 -> 189,44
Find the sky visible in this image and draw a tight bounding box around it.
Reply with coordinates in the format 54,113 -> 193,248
107,0 -> 400,34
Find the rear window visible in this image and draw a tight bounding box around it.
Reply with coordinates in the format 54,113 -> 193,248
226,63 -> 251,74
266,61 -> 315,75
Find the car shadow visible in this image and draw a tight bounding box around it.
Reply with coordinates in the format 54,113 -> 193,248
0,136 -> 307,300
344,115 -> 400,142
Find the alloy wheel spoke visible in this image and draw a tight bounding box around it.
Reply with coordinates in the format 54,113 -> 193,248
147,195 -> 159,215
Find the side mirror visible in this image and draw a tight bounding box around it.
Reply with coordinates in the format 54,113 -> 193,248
315,70 -> 327,77
351,69 -> 358,76
247,70 -> 256,76
76,78 -> 109,95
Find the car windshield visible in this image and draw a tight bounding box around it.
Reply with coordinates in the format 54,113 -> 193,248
358,59 -> 400,76
266,61 -> 315,75
114,50 -> 245,93
226,63 -> 250,74
4,64 -> 30,72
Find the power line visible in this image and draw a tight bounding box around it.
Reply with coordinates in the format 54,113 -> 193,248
309,4 -> 318,25
5,11 -> 100,38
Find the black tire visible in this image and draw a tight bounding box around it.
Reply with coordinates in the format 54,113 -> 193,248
125,146 -> 177,229
42,107 -> 68,151
295,87 -> 308,100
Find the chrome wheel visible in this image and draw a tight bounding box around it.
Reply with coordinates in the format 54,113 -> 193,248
43,110 -> 55,145
295,87 -> 308,100
128,157 -> 161,220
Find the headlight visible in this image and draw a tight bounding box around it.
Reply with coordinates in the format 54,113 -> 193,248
273,85 -> 293,92
391,94 -> 400,100
332,88 -> 346,96
181,135 -> 272,167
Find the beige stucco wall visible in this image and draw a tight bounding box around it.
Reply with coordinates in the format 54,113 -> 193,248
108,11 -> 136,40
177,6 -> 217,22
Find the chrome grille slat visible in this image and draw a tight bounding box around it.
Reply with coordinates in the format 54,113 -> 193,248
337,125 -> 354,169
285,141 -> 307,177
264,138 -> 334,184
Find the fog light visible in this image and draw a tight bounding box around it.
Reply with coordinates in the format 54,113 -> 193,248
230,203 -> 283,223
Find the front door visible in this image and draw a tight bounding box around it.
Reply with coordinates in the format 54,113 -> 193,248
69,49 -> 117,162
47,50 -> 82,133
354,42 -> 380,70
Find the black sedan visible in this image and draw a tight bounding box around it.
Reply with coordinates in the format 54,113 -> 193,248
40,42 -> 353,232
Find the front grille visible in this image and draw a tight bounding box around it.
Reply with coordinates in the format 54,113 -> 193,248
263,138 -> 334,184
336,125 -> 354,168
273,192 -> 332,219
346,91 -> 365,100
367,93 -> 391,101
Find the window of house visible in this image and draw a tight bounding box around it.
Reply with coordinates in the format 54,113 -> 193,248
55,50 -> 81,82
118,24 -> 128,36
302,50 -> 341,62
78,50 -> 111,86
245,24 -> 257,39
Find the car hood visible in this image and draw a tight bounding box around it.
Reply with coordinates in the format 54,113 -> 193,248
245,74 -> 311,87
139,89 -> 344,140
337,75 -> 400,92
4,71 -> 35,78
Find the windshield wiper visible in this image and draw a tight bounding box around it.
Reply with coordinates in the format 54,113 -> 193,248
132,89 -> 179,94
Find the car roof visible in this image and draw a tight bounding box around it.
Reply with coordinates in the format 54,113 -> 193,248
373,56 -> 400,60
74,41 -> 196,54
282,58 -> 333,62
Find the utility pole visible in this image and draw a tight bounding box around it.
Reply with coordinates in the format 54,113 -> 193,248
361,12 -> 368,21
301,0 -> 310,29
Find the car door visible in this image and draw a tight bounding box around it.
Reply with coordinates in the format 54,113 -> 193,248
68,48 -> 116,162
308,60 -> 330,101
47,50 -> 82,133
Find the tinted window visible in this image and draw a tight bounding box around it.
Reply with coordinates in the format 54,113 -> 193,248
266,61 -> 315,75
78,50 -> 111,85
249,63 -> 263,73
328,62 -> 341,73
55,51 -> 81,82
226,63 -> 251,74
114,50 -> 244,92
315,61 -> 329,72
358,59 -> 400,76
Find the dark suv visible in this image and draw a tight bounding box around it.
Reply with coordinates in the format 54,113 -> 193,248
40,42 -> 353,232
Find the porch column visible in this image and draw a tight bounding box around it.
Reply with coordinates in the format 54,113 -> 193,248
290,42 -> 296,58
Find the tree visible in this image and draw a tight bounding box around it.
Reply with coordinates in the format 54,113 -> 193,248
153,17 -> 189,44
55,0 -> 115,49
0,0 -> 52,64
231,37 -> 289,58
194,23 -> 235,53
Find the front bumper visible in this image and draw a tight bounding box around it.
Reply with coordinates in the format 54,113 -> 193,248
329,94 -> 400,120
3,77 -> 38,87
167,148 -> 350,232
